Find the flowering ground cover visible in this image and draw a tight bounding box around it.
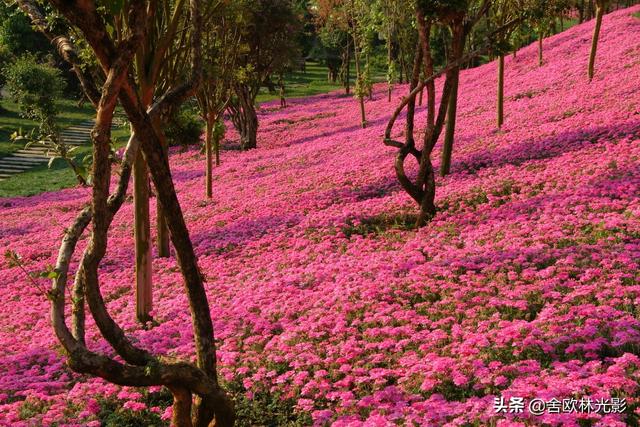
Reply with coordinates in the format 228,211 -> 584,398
1,6 -> 640,426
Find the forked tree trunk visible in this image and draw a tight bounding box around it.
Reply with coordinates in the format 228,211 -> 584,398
497,54 -> 505,128
19,0 -> 235,424
588,0 -> 605,81
230,84 -> 258,150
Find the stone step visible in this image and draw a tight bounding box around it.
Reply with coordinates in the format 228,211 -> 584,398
16,149 -> 49,155
3,155 -> 48,163
0,169 -> 21,175
63,130 -> 91,136
11,153 -> 49,160
0,173 -> 13,179
0,156 -> 46,163
0,163 -> 30,170
64,127 -> 93,133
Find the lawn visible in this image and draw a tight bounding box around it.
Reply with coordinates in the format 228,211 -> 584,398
255,61 -> 386,103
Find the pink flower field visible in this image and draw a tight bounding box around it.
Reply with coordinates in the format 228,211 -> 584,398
1,7 -> 640,426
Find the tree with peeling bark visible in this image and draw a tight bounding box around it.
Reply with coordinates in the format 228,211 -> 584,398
228,0 -> 301,150
16,0 -> 235,425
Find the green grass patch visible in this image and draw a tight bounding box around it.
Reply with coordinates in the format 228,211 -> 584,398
255,61 -> 385,104
0,98 -> 94,157
0,105 -> 130,198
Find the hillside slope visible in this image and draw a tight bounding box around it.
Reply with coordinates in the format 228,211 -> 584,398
1,7 -> 640,426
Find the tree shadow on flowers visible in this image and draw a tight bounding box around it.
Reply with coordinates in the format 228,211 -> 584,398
190,214 -> 303,256
454,120 -> 640,175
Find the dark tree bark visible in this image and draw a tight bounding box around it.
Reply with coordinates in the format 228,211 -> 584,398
440,20 -> 466,177
497,54 -> 505,128
229,84 -> 258,150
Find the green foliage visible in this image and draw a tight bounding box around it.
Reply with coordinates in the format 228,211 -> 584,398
3,55 -> 65,128
0,5 -> 50,56
96,397 -> 166,427
0,45 -> 12,89
164,105 -> 204,148
225,379 -> 313,426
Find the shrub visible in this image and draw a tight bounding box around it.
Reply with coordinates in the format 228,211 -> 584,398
3,55 -> 65,127
164,104 -> 204,148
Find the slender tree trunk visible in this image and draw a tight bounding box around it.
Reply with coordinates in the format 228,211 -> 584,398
440,22 -> 465,177
387,29 -> 393,103
497,54 -> 505,128
352,33 -> 366,128
588,0 -> 604,81
344,41 -> 351,95
154,115 -> 170,258
214,128 -> 220,166
538,33 -> 544,66
579,0 -> 585,23
133,149 -> 152,323
441,70 -> 459,177
205,118 -> 213,199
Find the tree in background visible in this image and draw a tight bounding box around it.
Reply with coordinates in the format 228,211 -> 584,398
315,0 -> 372,128
197,1 -> 240,198
228,0 -> 301,150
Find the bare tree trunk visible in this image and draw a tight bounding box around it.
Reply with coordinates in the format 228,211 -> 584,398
344,40 -> 351,94
134,149 -> 153,324
387,29 -> 393,103
154,115 -> 170,258
205,118 -> 213,199
497,54 -> 505,128
538,33 -> 543,66
353,38 -> 367,128
588,0 -> 604,81
230,85 -> 258,150
441,70 -> 459,176
440,22 -> 465,177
